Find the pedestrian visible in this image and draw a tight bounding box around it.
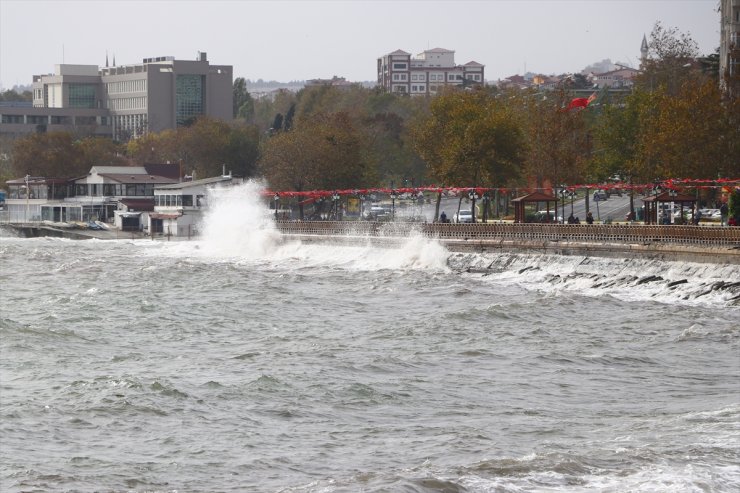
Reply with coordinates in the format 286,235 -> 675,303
439,211 -> 447,223
586,212 -> 594,225
693,208 -> 702,226
720,203 -> 729,226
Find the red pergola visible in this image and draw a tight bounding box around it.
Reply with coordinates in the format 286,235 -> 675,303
511,191 -> 559,223
642,191 -> 697,225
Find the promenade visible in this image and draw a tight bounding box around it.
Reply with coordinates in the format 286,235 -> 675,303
275,221 -> 740,264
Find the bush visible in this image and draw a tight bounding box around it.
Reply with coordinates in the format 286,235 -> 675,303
729,189 -> 740,220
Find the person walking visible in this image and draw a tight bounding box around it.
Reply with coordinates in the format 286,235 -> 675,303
720,203 -> 729,226
586,212 -> 594,225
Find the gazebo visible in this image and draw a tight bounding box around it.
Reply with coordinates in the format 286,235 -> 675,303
511,191 -> 559,223
642,191 -> 697,225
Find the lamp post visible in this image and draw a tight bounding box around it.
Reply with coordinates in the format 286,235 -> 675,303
468,189 -> 479,223
332,191 -> 341,220
389,190 -> 397,219
24,174 -> 31,222
667,188 -> 678,224
558,187 -> 568,224
652,182 -> 663,224
274,193 -> 279,220
481,192 -> 490,222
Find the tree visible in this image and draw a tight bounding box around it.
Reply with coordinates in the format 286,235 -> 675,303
125,117 -> 261,180
271,113 -> 284,133
635,80 -> 739,180
233,77 -> 255,121
413,89 -> 524,188
636,22 -> 701,95
12,132 -> 86,178
259,112 -> 368,218
0,89 -> 32,102
283,104 -> 296,131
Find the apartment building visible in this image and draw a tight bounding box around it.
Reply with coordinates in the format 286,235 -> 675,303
1,52 -> 232,140
377,48 -> 484,95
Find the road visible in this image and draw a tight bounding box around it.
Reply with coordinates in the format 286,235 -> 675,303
392,193 -> 636,224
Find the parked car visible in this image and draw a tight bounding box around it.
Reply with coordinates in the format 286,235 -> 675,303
534,210 -> 563,223
363,205 -> 392,220
593,190 -> 608,201
453,209 -> 474,223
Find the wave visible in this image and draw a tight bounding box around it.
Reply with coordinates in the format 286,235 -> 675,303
448,252 -> 740,308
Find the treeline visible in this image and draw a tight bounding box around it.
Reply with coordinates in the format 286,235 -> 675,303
3,23 -> 739,192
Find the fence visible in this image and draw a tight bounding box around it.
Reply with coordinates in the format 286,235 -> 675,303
275,221 -> 740,247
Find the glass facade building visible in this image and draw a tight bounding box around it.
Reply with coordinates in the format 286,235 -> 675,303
176,75 -> 205,126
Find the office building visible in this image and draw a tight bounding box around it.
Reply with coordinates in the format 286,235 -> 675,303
1,52 -> 232,140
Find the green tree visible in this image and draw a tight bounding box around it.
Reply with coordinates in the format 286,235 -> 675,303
0,89 -> 32,102
233,77 -> 255,121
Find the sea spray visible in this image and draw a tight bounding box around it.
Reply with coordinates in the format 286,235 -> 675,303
195,180 -> 450,271
199,180 -> 282,258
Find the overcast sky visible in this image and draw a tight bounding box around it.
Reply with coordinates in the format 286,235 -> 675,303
0,0 -> 722,90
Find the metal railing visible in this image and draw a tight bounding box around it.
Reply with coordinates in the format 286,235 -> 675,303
275,221 -> 740,247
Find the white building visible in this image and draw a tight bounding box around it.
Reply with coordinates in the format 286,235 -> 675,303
588,66 -> 639,89
150,174 -> 242,237
377,48 -> 485,95
3,164 -> 179,225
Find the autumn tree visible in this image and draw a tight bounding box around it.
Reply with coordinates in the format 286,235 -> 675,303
637,22 -> 701,95
12,132 -> 78,178
635,80 -> 739,180
413,89 -> 524,188
259,112 -> 368,218
126,118 -> 260,180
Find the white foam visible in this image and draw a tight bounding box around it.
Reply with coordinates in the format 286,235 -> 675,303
157,180 -> 450,273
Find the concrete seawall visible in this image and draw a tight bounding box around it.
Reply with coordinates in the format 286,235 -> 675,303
284,233 -> 740,264
4,222 -> 739,264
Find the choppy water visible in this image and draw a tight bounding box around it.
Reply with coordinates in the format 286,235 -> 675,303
1,182 -> 739,492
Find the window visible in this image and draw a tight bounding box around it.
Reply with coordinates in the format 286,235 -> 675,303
392,63 -> 407,69
51,115 -> 72,125
27,115 -> 47,124
182,195 -> 193,206
176,74 -> 204,126
1,115 -> 23,124
75,116 -> 97,125
393,74 -> 400,81
68,84 -> 96,108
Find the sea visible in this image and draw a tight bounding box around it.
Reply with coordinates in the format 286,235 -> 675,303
1,181 -> 739,493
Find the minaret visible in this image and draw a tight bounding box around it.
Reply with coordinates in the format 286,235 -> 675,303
640,34 -> 648,65
105,51 -> 109,68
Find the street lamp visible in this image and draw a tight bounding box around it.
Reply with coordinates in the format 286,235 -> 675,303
332,191 -> 341,220
652,182 -> 663,224
558,187 -> 568,224
389,190 -> 398,219
468,189 -> 480,223
274,193 -> 280,220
